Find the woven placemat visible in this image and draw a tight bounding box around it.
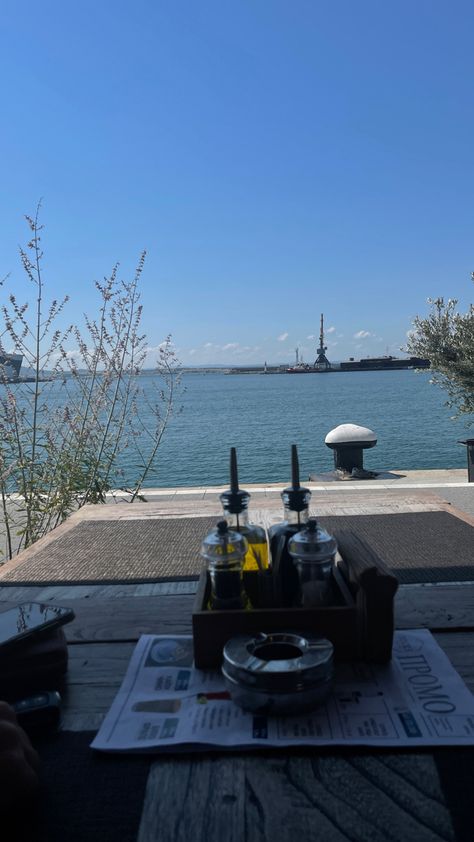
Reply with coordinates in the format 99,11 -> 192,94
14,731 -> 151,842
319,511 -> 474,584
0,517 -> 218,585
0,511 -> 472,586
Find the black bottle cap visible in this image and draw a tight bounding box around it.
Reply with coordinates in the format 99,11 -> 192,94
282,444 -> 311,512
219,447 -> 249,514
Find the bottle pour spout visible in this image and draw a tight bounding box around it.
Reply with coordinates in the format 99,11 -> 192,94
220,447 -> 249,514
291,444 -> 300,490
282,444 -> 311,513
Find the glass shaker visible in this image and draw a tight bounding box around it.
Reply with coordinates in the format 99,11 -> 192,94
288,518 -> 337,607
200,520 -> 248,610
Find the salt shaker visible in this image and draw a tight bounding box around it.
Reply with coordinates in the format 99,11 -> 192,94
287,518 -> 337,607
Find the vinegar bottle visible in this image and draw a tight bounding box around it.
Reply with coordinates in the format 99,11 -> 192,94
268,444 -> 311,605
219,448 -> 269,572
200,520 -> 248,610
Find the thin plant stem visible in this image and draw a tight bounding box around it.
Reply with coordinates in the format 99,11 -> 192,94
0,209 -> 181,561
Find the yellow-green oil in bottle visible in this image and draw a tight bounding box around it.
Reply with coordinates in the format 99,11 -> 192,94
239,532 -> 269,572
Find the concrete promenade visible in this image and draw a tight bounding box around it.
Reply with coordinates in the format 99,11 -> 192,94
104,468 -> 474,518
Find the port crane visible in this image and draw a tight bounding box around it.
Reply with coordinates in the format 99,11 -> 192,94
314,314 -> 331,370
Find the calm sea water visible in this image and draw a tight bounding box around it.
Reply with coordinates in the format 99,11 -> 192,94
132,370 -> 471,488
9,370 -> 470,489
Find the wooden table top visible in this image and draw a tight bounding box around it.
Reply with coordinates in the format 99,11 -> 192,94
1,580 -> 474,841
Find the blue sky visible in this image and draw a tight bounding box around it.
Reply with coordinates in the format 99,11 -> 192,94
1,0 -> 473,366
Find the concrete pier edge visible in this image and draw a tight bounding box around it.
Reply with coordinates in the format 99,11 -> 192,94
105,468 -> 471,500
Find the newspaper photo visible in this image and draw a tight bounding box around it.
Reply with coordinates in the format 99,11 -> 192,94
91,629 -> 474,753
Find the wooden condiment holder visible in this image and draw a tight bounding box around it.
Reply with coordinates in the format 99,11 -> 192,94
192,530 -> 398,669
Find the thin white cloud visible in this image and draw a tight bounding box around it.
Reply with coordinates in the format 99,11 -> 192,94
277,332 -> 289,342
46,348 -> 82,367
354,330 -> 372,339
307,334 -> 315,340
144,342 -> 170,354
326,326 -> 336,334
182,341 -> 265,362
233,345 -> 261,355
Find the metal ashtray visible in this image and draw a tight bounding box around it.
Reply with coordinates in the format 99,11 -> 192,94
222,632 -> 334,715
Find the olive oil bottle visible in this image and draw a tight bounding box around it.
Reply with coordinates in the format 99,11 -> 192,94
219,448 -> 269,572
268,444 -> 311,605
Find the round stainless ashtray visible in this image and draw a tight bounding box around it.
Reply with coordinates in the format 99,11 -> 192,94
222,631 -> 334,715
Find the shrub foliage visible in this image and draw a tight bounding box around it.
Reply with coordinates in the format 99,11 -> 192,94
406,277 -> 474,421
0,205 -> 181,560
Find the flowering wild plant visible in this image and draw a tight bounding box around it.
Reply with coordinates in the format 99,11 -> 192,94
0,205 -> 181,560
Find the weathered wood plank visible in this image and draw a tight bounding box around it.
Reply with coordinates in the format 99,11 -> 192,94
433,632 -> 474,693
0,580 -> 198,604
139,752 -> 455,842
59,584 -> 474,641
63,594 -> 193,641
66,642 -> 136,683
396,584 -> 474,630
3,584 -> 474,645
60,642 -> 135,730
0,585 -> 43,601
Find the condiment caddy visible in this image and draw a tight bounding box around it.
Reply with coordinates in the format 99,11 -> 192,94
192,445 -> 398,669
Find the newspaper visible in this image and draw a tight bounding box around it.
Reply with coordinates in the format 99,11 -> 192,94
91,629 -> 474,752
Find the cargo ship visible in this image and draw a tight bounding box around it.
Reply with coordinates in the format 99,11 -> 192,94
288,355 -> 430,373
287,316 -> 430,373
0,352 -> 23,381
338,355 -> 430,372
